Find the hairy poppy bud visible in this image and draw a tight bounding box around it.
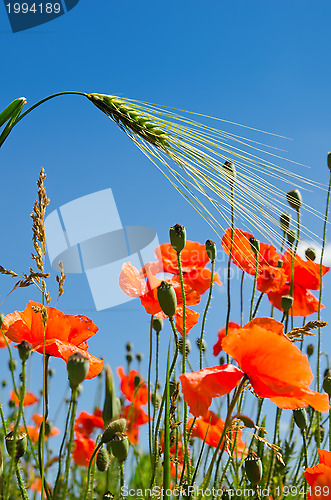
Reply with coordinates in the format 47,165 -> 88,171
328,152 -> 331,171
126,353 -> 133,364
136,353 -> 143,362
249,237 -> 260,256
244,451 -> 262,486
287,229 -> 296,246
152,318 -> 163,333
281,295 -> 293,314
219,356 -> 225,365
287,189 -> 302,210
125,342 -> 133,352
67,352 -> 89,389
8,359 -> 17,371
323,376 -> 331,397
110,433 -> 129,462
18,341 -> 32,362
280,212 -> 291,233
293,408 -> 308,430
307,344 -> 314,357
133,375 -> 141,388
178,338 -> 191,356
102,418 -> 127,444
206,240 -> 217,261
305,248 -> 316,261
170,224 -> 186,253
222,160 -> 236,183
196,338 -> 207,352
157,281 -> 177,318
97,447 -> 111,472
314,425 -> 325,444
5,430 -> 27,461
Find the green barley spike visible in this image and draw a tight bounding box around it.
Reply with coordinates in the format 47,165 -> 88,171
87,94 -> 169,149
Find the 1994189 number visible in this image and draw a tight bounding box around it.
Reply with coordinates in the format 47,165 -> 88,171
6,3 -> 61,14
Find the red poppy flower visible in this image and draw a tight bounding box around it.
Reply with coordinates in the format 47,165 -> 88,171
222,228 -> 286,293
13,414 -> 60,443
119,263 -> 200,334
117,367 -> 148,406
160,434 -> 185,479
305,449 -> 331,499
153,241 -> 222,295
74,409 -> 104,438
72,431 -> 96,467
267,251 -> 330,317
180,318 -> 329,417
2,301 -> 103,379
213,322 -> 240,356
10,389 -> 38,407
29,478 -> 48,498
188,410 -> 246,457
122,404 -> 149,444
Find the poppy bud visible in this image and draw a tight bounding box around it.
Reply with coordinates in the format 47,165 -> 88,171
222,160 -> 236,183
196,338 -> 207,352
323,376 -> 331,397
152,318 -> 163,333
293,408 -> 308,430
5,430 -> 27,461
110,433 -> 129,462
287,230 -> 296,246
305,248 -> 316,261
178,338 -> 191,356
328,152 -> 331,171
136,353 -> 143,362
249,237 -> 260,256
151,392 -> 162,409
2,380 -> 7,388
48,368 -> 55,377
8,400 -> 15,409
314,425 -> 325,444
8,359 -> 17,371
102,418 -> 127,444
125,342 -> 133,352
244,451 -> 262,486
287,189 -> 302,210
280,212 -> 291,233
133,375 -> 141,388
205,240 -> 217,261
102,492 -> 114,500
0,313 -> 4,328
219,356 -> 225,365
157,281 -> 177,318
126,353 -> 133,364
18,341 -> 32,362
281,295 -> 293,314
307,344 -> 314,357
67,352 -> 89,389
170,224 -> 186,253
324,368 -> 331,378
97,447 -> 111,472
103,365 -> 121,425
44,420 -> 53,437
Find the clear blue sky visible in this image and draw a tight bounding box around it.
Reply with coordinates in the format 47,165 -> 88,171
1,0 -> 331,451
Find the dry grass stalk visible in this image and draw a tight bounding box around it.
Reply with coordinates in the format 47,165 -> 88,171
56,261 -> 66,299
287,320 -> 328,342
251,433 -> 285,465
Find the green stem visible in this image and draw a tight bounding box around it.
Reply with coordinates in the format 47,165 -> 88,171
152,330 -> 160,444
62,387 -> 78,500
148,315 -> 154,459
250,252 -> 259,321
15,465 -> 29,500
120,462 -> 125,500
265,407 -> 282,489
252,292 -> 264,319
163,342 -> 171,500
53,398 -> 73,498
83,441 -> 102,500
226,183 -> 235,332
240,271 -> 245,327
199,258 -> 215,369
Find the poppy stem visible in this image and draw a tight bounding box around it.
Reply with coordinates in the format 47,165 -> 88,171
316,167 -> 331,448
148,315 -> 154,460
53,397 -> 73,498
250,251 -> 259,321
152,330 -> 160,444
240,271 -> 245,327
163,341 -> 171,500
83,440 -> 103,500
15,464 -> 29,500
62,387 -> 78,500
226,183 -> 235,333
199,256 -> 215,369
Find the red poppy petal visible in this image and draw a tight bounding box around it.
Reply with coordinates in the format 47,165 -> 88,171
180,365 -> 244,417
175,308 -> 200,335
213,322 -> 241,356
257,265 -> 287,293
318,449 -> 331,468
119,262 -> 148,298
268,284 -> 322,317
269,390 -> 329,413
222,229 -> 256,274
185,269 -> 222,295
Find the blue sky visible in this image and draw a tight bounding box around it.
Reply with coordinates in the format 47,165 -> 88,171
1,0 -> 331,455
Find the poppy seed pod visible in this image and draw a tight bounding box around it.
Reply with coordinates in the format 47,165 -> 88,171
170,224 -> 186,253
287,189 -> 302,210
249,237 -> 260,256
205,240 -> 217,261
328,152 -> 331,171
101,418 -> 127,444
293,408 -> 308,431
222,160 -> 236,183
244,451 -> 262,486
281,295 -> 293,314
287,229 -> 297,246
126,353 -> 133,364
157,281 -> 177,318
97,447 -> 111,472
305,248 -> 316,261
18,340 -> 32,362
5,430 -> 27,461
152,317 -> 163,333
280,212 -> 291,233
109,433 -> 129,462
67,352 -> 90,389
307,344 -> 314,357
323,376 -> 331,397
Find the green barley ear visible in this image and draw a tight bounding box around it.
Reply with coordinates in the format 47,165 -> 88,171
0,98 -> 26,128
87,94 -> 169,148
